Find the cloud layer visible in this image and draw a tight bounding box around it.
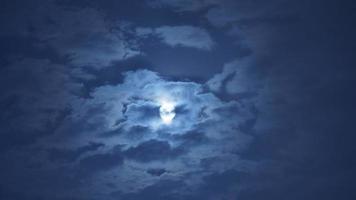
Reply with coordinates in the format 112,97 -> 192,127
0,66 -> 258,199
1,0 -> 353,199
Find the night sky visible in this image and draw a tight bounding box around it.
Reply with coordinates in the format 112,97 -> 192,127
1,0 -> 356,199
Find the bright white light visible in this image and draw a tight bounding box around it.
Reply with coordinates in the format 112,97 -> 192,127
159,100 -> 176,125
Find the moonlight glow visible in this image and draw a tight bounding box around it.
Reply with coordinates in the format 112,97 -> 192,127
159,100 -> 176,125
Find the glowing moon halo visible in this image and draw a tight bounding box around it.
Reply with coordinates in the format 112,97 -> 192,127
159,100 -> 176,125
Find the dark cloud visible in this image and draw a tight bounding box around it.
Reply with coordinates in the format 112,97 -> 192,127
47,142 -> 104,163
0,60 -> 73,151
136,25 -> 215,50
117,169 -> 245,200
146,168 -> 167,176
124,139 -> 184,162
118,179 -> 186,200
197,169 -> 243,198
124,101 -> 161,124
169,130 -> 210,148
124,125 -> 152,140
78,150 -> 124,173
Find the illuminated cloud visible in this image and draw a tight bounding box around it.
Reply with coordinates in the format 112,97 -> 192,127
41,68 -> 257,196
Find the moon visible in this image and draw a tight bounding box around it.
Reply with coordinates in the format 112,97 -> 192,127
159,100 -> 176,125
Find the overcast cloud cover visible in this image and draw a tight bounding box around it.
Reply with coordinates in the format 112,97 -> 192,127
1,0 -> 356,199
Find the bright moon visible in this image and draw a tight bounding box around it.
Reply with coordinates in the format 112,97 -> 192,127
159,101 -> 176,125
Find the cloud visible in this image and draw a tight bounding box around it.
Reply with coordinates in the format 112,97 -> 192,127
146,0 -> 290,27
173,130 -> 209,146
207,58 -> 259,95
117,179 -> 186,200
68,67 -> 257,151
47,142 -> 104,163
27,67 -> 256,197
125,139 -> 183,162
146,0 -> 215,12
0,65 -> 259,198
78,149 -> 124,173
38,8 -> 140,68
0,58 -> 79,151
117,169 -> 245,200
0,1 -> 140,69
137,26 -> 214,50
124,101 -> 161,128
146,168 -> 167,176
1,1 -> 354,199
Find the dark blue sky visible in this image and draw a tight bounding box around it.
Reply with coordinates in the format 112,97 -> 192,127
0,0 -> 356,199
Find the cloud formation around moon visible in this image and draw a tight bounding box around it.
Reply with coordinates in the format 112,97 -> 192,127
34,67 -> 258,197
69,68 -> 256,137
